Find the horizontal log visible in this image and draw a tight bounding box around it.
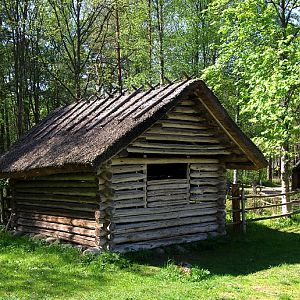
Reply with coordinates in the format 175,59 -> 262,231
30,173 -> 96,182
15,180 -> 97,189
112,173 -> 145,183
131,141 -> 225,151
17,212 -> 96,228
115,232 -> 221,252
190,194 -> 220,202
190,179 -> 223,186
172,106 -> 198,114
17,218 -> 95,237
160,119 -> 208,130
147,199 -> 188,207
127,147 -> 231,155
112,158 -> 219,165
146,127 -> 215,137
113,190 -> 145,201
111,164 -> 145,173
16,187 -> 97,197
190,187 -> 219,194
178,99 -> 195,106
15,193 -> 97,204
147,183 -> 188,191
166,112 -> 205,122
115,198 -> 145,209
190,164 -> 220,171
141,133 -> 220,144
115,215 -> 217,234
190,171 -> 222,178
115,202 -> 216,217
16,200 -> 98,212
147,194 -> 188,202
114,223 -> 218,244
18,207 -> 95,220
148,179 -> 188,185
16,225 -> 96,246
112,182 -> 145,191
147,188 -> 188,197
114,207 -> 218,224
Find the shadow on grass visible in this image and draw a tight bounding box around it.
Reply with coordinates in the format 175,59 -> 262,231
125,221 -> 300,276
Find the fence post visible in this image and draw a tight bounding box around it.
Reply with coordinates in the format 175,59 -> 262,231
232,183 -> 241,232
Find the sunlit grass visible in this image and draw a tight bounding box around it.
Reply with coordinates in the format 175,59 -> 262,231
0,217 -> 299,300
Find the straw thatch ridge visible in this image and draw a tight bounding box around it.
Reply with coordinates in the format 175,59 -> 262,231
0,79 -> 267,178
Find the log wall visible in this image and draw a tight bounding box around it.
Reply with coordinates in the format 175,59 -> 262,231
127,99 -> 232,156
12,173 -> 98,247
111,159 -> 226,252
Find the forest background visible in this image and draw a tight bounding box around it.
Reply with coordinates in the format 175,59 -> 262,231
0,0 -> 299,193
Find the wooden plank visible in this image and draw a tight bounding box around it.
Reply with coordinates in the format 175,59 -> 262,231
190,194 -> 219,202
127,147 -> 231,155
147,179 -> 188,185
115,215 -> 217,234
190,179 -> 222,186
147,199 -> 188,207
131,141 -> 225,151
146,127 -> 214,137
112,182 -> 145,191
113,190 -> 145,201
16,200 -> 97,212
114,232 -> 215,252
17,212 -> 96,228
147,183 -> 188,191
112,158 -> 219,165
147,188 -> 188,197
115,198 -> 145,209
190,164 -> 220,171
147,194 -> 187,202
190,171 -> 221,178
16,225 -> 95,246
15,193 -> 97,204
18,207 -> 95,220
15,181 -> 97,188
29,173 -> 96,182
112,173 -> 145,183
114,223 -> 218,244
114,207 -> 218,224
160,119 -> 208,129
172,106 -> 198,114
190,187 -> 219,194
17,218 -> 95,237
15,187 -> 97,197
141,133 -> 220,143
111,164 -> 145,173
166,112 -> 205,122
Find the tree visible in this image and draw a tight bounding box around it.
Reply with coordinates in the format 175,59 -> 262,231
203,0 -> 300,212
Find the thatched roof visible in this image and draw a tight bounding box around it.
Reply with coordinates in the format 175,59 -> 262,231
0,79 -> 267,178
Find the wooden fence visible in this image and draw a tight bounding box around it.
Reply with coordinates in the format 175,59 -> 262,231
227,185 -> 300,232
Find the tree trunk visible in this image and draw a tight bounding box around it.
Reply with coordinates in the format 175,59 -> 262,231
280,145 -> 290,214
115,5 -> 122,92
268,156 -> 273,183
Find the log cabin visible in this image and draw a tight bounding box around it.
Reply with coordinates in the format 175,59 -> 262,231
0,79 -> 267,251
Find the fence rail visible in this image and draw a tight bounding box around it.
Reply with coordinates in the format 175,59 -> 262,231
227,186 -> 300,232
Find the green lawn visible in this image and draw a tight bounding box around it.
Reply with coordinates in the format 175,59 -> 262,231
0,217 -> 299,300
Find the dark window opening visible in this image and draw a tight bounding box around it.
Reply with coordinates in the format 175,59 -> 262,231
147,163 -> 187,180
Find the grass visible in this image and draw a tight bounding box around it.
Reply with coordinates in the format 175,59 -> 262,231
0,216 -> 299,300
